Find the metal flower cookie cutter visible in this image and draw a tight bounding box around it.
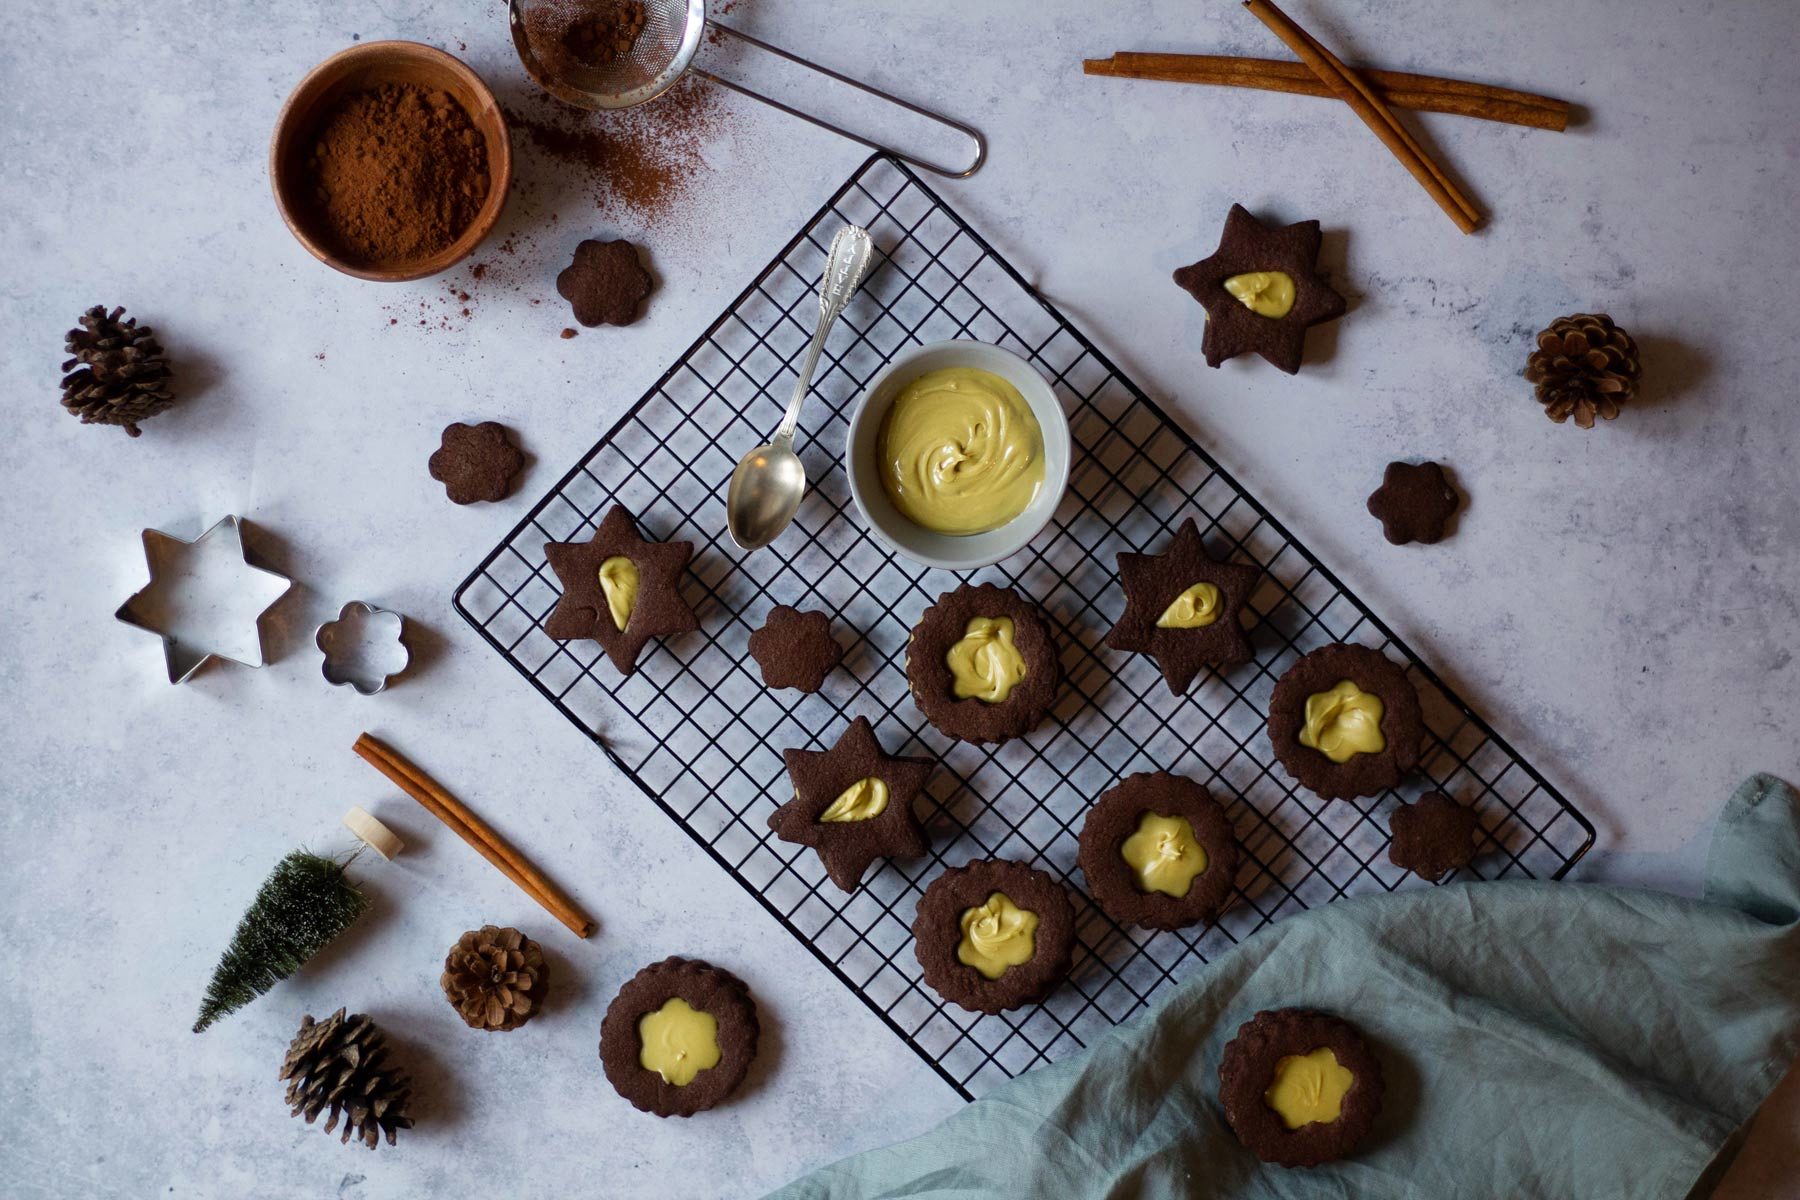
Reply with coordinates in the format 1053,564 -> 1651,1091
115,515 -> 294,684
315,601 -> 411,696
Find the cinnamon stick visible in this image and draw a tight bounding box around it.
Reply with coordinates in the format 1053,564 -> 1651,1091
1242,0 -> 1483,234
1084,53 -> 1569,133
353,733 -> 596,938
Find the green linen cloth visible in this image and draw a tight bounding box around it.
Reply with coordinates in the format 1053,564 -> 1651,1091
768,774 -> 1800,1200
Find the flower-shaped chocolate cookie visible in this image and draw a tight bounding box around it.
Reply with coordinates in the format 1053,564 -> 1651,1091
429,421 -> 524,504
769,716 -> 934,892
1366,461 -> 1460,546
748,605 -> 844,693
1173,204 -> 1346,374
1387,792 -> 1480,881
543,504 -> 697,675
1105,517 -> 1262,696
556,238 -> 652,327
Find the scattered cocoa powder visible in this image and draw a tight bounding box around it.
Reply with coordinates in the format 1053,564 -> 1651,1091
300,83 -> 490,267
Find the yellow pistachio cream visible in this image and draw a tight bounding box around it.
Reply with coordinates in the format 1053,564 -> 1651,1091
946,616 -> 1027,704
1264,1047 -> 1355,1130
1223,271 -> 1297,319
819,776 -> 889,823
1298,680 -> 1386,764
597,556 -> 639,632
877,367 -> 1046,536
638,997 -> 720,1087
1120,812 -> 1209,897
956,892 -> 1038,980
1156,581 -> 1222,629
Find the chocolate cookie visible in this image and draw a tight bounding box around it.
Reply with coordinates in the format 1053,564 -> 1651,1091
429,421 -> 524,504
1105,517 -> 1262,695
1268,643 -> 1422,801
556,238 -> 653,327
912,859 -> 1075,1014
1366,461 -> 1460,546
748,605 -> 843,693
1172,204 -> 1346,374
1218,1008 -> 1385,1167
1077,772 -> 1239,931
543,503 -> 697,675
599,957 -> 758,1118
906,583 -> 1060,744
769,716 -> 934,892
1388,792 -> 1480,882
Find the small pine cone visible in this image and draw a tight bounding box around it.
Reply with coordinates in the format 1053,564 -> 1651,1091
279,1008 -> 414,1149
59,305 -> 175,437
1523,312 -> 1640,429
440,925 -> 550,1032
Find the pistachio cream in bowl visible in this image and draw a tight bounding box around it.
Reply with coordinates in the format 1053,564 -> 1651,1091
846,341 -> 1071,570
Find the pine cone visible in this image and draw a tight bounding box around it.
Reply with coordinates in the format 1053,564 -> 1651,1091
440,925 -> 550,1032
279,1008 -> 414,1149
59,305 -> 175,437
1523,312 -> 1640,428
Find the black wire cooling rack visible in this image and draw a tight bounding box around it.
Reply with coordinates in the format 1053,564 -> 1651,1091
453,154 -> 1595,1101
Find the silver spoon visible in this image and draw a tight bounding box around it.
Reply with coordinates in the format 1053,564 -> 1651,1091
727,224 -> 875,551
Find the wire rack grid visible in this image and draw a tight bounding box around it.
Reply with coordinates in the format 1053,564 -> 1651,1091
453,154 -> 1595,1101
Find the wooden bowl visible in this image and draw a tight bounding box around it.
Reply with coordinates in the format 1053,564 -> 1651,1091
270,41 -> 513,282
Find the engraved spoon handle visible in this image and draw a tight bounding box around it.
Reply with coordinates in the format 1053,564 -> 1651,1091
774,225 -> 875,446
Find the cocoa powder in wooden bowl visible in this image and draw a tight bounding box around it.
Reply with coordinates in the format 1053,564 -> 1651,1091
271,42 -> 513,282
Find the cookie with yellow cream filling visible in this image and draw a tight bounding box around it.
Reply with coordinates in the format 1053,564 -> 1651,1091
1268,643 -> 1422,801
542,504 -> 697,675
1104,516 -> 1262,695
1218,1008 -> 1384,1167
599,957 -> 758,1118
1077,771 -> 1240,930
912,859 -> 1075,1014
1172,204 -> 1346,374
906,583 -> 1060,744
769,716 -> 935,892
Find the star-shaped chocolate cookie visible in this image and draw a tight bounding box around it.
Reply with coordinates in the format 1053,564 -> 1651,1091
1172,204 -> 1346,374
542,504 -> 697,675
1105,517 -> 1262,696
769,716 -> 934,892
1366,460 -> 1459,545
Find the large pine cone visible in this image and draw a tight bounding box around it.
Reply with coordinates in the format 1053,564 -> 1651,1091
279,1008 -> 414,1149
59,305 -> 174,436
440,925 -> 550,1032
1523,312 -> 1640,428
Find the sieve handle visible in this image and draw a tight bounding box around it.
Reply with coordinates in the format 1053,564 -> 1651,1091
691,23 -> 987,178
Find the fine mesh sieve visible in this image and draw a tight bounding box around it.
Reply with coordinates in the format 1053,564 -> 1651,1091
510,0 -> 985,177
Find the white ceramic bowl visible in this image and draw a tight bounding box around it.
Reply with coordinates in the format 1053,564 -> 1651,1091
845,340 -> 1071,571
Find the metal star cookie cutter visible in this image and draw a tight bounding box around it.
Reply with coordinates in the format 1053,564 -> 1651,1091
314,601 -> 411,696
116,515 -> 295,684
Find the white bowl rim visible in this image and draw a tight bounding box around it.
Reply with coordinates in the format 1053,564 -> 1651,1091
843,339 -> 1072,572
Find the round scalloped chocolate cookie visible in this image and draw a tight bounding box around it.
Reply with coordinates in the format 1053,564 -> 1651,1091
748,605 -> 844,693
1218,1008 -> 1385,1167
428,420 -> 524,505
1267,643 -> 1422,801
1388,791 -> 1480,882
599,957 -> 758,1118
1077,772 -> 1240,931
912,859 -> 1075,1014
905,583 -> 1060,744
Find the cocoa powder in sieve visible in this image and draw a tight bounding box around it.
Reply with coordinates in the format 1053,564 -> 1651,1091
301,83 -> 490,267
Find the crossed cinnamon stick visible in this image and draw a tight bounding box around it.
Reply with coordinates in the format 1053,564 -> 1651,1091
1088,0 -> 1570,233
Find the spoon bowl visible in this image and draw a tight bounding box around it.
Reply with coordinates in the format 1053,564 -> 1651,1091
726,441 -> 807,551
